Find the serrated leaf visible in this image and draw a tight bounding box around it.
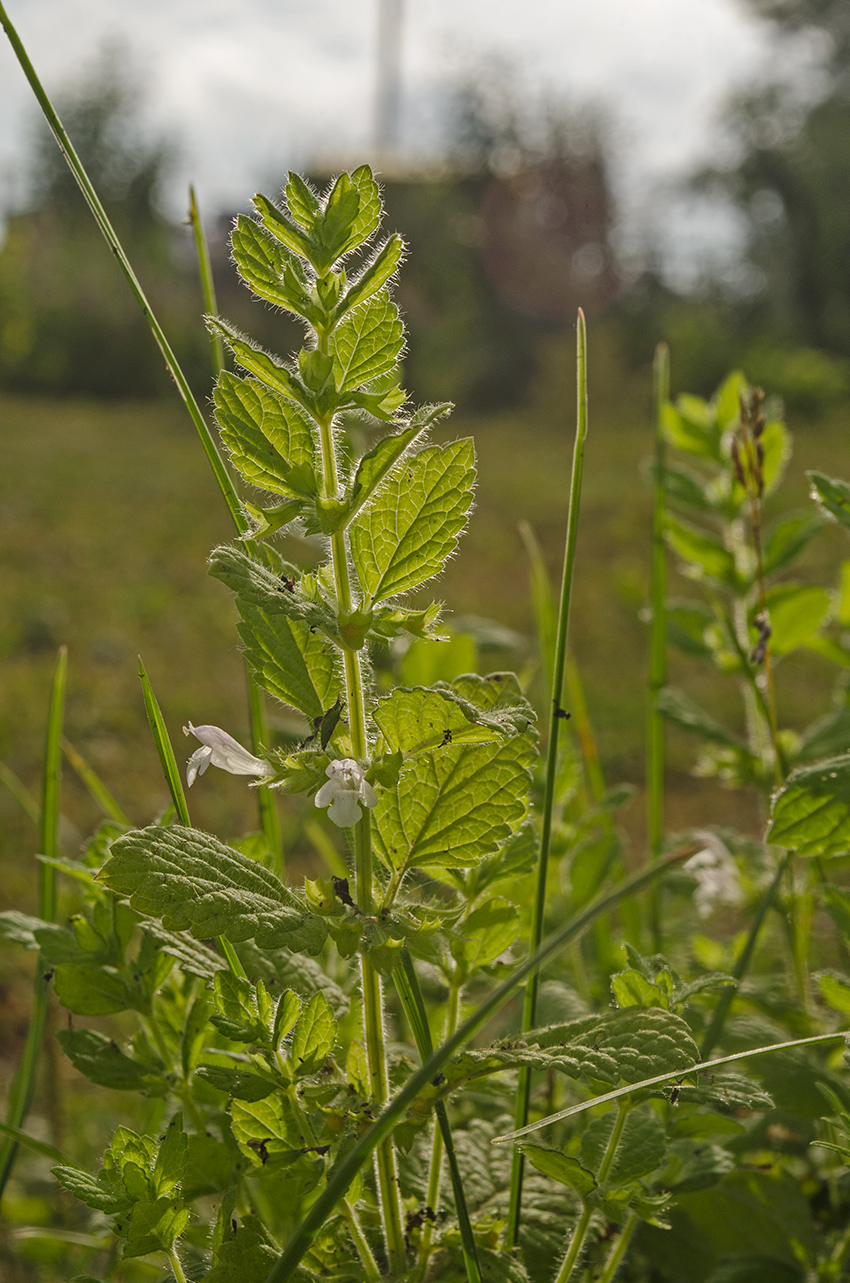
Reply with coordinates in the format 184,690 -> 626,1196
670,1073 -> 774,1112
374,685 -> 510,753
290,991 -> 336,1074
346,165 -> 382,246
99,825 -> 327,954
209,544 -> 339,644
214,372 -> 317,499
350,438 -> 476,603
339,234 -> 404,317
52,1164 -> 130,1214
138,919 -> 223,980
768,754 -> 850,856
347,404 -> 450,521
657,686 -> 746,748
212,319 -> 310,412
656,1137 -> 734,1194
611,969 -> 668,1010
230,1095 -> 305,1167
253,191 -> 314,261
285,172 -> 322,231
451,898 -> 519,974
273,990 -> 303,1048
211,970 -> 272,1044
236,606 -> 342,721
57,1029 -> 166,1094
230,215 -> 313,320
582,1108 -> 666,1184
53,964 -> 136,1016
809,470 -> 850,531
372,730 -> 534,872
331,293 -> 404,392
520,1146 -> 596,1197
206,1214 -> 283,1283
153,1113 -> 187,1196
123,1197 -> 188,1255
530,1007 -> 699,1086
665,516 -> 739,587
195,1066 -> 278,1101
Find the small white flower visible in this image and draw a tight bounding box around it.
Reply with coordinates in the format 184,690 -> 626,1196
685,832 -> 743,918
183,722 -> 272,787
314,758 -> 377,828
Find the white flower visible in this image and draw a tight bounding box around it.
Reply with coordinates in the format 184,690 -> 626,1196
314,758 -> 377,828
183,722 -> 272,787
684,832 -> 743,918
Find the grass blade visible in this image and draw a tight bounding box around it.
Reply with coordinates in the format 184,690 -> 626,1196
0,759 -> 39,827
0,3 -> 246,536
647,342 -> 669,950
507,309 -> 589,1247
138,657 -> 191,827
62,737 -> 130,826
492,1029 -> 846,1143
394,951 -> 482,1283
188,183 -> 225,376
0,1120 -> 68,1165
0,646 -> 67,1199
263,846 -> 685,1283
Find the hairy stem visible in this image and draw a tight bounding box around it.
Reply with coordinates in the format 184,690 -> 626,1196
598,1211 -> 638,1283
341,1198 -> 382,1283
418,976 -> 461,1270
554,1100 -> 629,1283
167,1247 -> 188,1283
508,309 -> 589,1248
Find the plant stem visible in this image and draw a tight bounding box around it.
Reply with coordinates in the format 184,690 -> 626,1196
598,1211 -> 638,1283
188,183 -> 225,376
0,646 -> 66,1200
647,342 -> 669,951
508,309 -> 589,1248
700,851 -> 790,1059
554,1101 -> 629,1283
418,976 -> 461,1270
341,1198 -> 382,1283
264,849 -> 686,1283
313,404 -> 406,1277
167,1247 -> 188,1283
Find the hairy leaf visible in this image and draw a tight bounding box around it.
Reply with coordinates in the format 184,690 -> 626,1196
809,470 -> 850,532
374,681 -> 531,755
339,234 -> 404,316
53,964 -> 136,1016
195,1066 -> 277,1101
230,216 -> 314,321
290,991 -> 337,1074
350,438 -> 476,602
331,293 -> 404,391
56,1029 -> 166,1094
236,604 -> 342,721
99,825 -> 327,954
209,545 -> 339,643
520,1146 -> 596,1198
52,1164 -> 130,1215
346,403 -> 450,520
768,754 -> 850,856
214,372 -> 317,499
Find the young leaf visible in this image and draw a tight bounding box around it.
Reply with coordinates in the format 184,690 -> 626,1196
330,293 -> 404,391
809,470 -> 850,531
290,991 -> 337,1075
52,1164 -> 131,1215
153,1113 -> 187,1197
349,438 -> 476,603
372,731 -> 535,872
230,216 -> 314,321
56,1029 -> 167,1094
337,234 -> 405,321
195,1066 -> 278,1101
236,604 -> 342,722
285,172 -> 322,231
209,545 -> 339,643
451,899 -> 520,974
519,1147 -> 596,1198
99,825 -> 327,953
211,970 -> 273,1044
212,320 -> 312,414
214,372 -> 318,499
253,192 -> 315,262
768,754 -> 850,856
611,969 -> 669,1010
762,583 -> 830,655
665,516 -> 739,588
346,404 -> 450,520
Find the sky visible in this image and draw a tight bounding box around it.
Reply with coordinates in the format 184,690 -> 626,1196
0,0 -> 817,277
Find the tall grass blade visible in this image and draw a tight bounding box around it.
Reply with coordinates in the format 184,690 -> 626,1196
394,952 -> 482,1283
264,847 -> 685,1283
0,3 -> 245,536
647,342 -> 670,950
493,1028 -> 846,1142
507,309 -> 589,1247
188,184 -> 225,377
0,760 -> 39,827
62,738 -> 130,825
518,519 -> 557,696
0,646 -> 67,1198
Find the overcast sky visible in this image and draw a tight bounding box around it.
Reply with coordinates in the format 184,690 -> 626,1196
0,0 -> 815,274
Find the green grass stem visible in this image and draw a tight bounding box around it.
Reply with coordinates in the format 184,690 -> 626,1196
394,951 -> 481,1283
0,759 -> 39,827
188,184 -> 225,377
647,342 -> 669,950
263,846 -> 685,1283
507,309 -> 589,1247
0,646 -> 67,1200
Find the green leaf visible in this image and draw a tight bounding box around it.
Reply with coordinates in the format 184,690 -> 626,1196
762,511 -> 823,577
372,729 -> 534,872
236,604 -> 342,721
214,372 -> 317,499
339,234 -> 404,317
290,991 -> 336,1074
349,438 -> 476,603
768,754 -> 850,856
330,292 -> 404,393
123,1197 -> 189,1255
56,1029 -> 166,1094
209,544 -> 339,645
654,459 -> 714,512
451,898 -> 520,974
153,1113 -> 187,1197
582,1108 -> 666,1184
665,516 -> 739,587
657,687 -> 746,748
229,1096 -> 324,1172
611,969 -> 669,1010
210,970 -> 273,1044
656,1137 -> 734,1194
347,404 -> 451,522
99,824 -> 327,954
815,970 -> 850,1014
273,989 -> 303,1048
230,215 -> 314,320
530,1007 -> 699,1086
181,992 -> 209,1076
53,964 -> 136,1016
195,1066 -> 278,1101
809,470 -> 850,531
714,371 -> 748,431
253,192 -> 315,262
796,704 -> 850,763
138,919 -> 223,980
206,1214 -> 287,1283
213,319 -> 311,414
762,583 -> 830,655
52,1164 -> 130,1215
520,1146 -> 596,1198
346,165 -> 382,247
662,395 -> 722,461
373,682 -> 532,754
